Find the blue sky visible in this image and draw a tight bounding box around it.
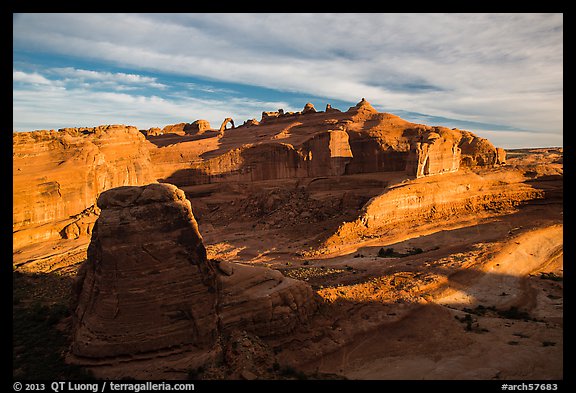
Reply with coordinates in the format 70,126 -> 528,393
13,13 -> 563,148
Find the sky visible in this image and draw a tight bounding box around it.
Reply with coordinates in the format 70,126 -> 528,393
13,13 -> 563,148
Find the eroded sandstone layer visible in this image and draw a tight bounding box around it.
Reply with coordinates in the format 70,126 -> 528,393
69,183 -> 316,376
13,99 -> 504,263
13,125 -> 155,249
12,99 -> 562,380
323,168 -> 545,251
154,99 -> 505,186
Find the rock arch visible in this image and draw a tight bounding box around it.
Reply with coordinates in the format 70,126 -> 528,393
219,118 -> 235,132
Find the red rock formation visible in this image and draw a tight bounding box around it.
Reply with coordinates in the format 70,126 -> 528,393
69,183 -> 317,374
219,118 -> 235,132
347,97 -> 378,115
302,129 -> 354,177
302,102 -> 317,114
142,127 -> 163,137
187,120 -> 212,135
324,170 -> 544,249
70,183 -> 219,360
406,128 -> 462,177
325,103 -> 341,113
459,130 -> 506,166
161,122 -> 202,135
150,99 -> 505,187
261,110 -> 282,123
13,125 -> 155,249
13,99 -> 506,252
217,260 -> 317,336
242,119 -> 260,127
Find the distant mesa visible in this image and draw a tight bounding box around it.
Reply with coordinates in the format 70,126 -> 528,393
159,98 -> 506,187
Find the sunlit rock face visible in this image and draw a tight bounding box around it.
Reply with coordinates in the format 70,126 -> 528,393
13,99 -> 505,251
13,125 -> 155,249
150,99 -> 504,187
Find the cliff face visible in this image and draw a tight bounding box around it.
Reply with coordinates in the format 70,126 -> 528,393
405,128 -> 461,177
323,170 -> 544,250
164,129 -> 355,185
153,99 -> 504,187
13,125 -> 155,249
459,131 -> 507,167
303,129 -> 354,177
13,100 -> 505,253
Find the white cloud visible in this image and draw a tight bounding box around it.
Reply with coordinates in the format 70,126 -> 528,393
51,67 -> 167,90
12,71 -> 288,132
13,70 -> 54,86
13,13 -> 563,147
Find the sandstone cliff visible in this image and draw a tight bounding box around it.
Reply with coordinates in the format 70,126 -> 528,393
13,125 -> 155,249
13,100 -> 505,256
153,99 -> 505,187
69,183 -> 317,375
323,169 -> 544,250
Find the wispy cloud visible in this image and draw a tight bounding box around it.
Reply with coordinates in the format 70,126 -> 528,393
12,67 -> 289,131
51,67 -> 167,90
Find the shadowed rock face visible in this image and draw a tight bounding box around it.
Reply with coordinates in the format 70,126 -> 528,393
69,183 -> 317,367
70,183 -> 218,360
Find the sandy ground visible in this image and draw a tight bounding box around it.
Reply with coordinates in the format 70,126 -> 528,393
300,225 -> 563,380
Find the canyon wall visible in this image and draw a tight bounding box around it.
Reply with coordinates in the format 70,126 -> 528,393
154,99 -> 505,187
13,125 -> 155,249
13,100 -> 506,252
163,129 -> 356,185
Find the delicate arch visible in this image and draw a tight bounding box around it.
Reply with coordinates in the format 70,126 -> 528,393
219,118 -> 235,132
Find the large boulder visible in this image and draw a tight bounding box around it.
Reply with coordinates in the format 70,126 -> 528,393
302,102 -> 317,114
69,183 -> 317,373
70,183 -> 219,360
186,120 -> 212,135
